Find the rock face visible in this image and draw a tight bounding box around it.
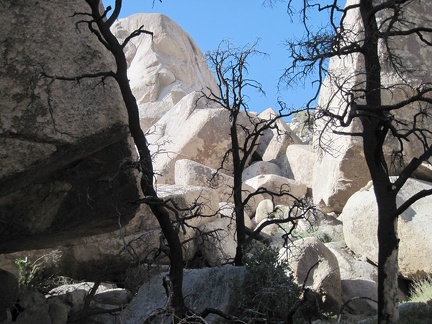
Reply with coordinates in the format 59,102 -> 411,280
0,1 -> 140,251
340,178 -> 432,279
0,204 -> 161,280
0,269 -> 18,321
120,267 -> 246,323
245,174 -> 308,206
312,0 -> 432,212
282,237 -> 342,314
256,108 -> 302,172
111,13 -> 230,185
286,144 -> 315,188
112,13 -> 219,131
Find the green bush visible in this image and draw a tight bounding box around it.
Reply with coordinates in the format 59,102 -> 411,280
15,257 -> 42,287
407,276 -> 432,303
236,245 -> 301,322
14,253 -> 71,293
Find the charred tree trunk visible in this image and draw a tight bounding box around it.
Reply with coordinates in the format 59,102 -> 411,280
360,1 -> 399,322
231,110 -> 246,266
362,118 -> 400,324
85,0 -> 187,316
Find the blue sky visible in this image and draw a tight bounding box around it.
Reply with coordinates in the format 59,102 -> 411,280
102,0 -> 322,113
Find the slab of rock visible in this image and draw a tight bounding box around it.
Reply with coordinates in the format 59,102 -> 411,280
147,95 -> 253,184
242,161 -> 282,182
340,178 -> 432,279
245,174 -> 307,206
157,184 -> 220,260
325,242 -> 377,282
120,267 -> 246,323
0,269 -> 18,322
282,237 -> 342,314
218,202 -> 254,230
256,108 -> 302,164
197,202 -> 256,266
254,199 -> 275,224
286,144 -> 316,188
325,242 -> 378,316
341,279 -> 378,315
174,159 -> 263,215
198,216 -> 237,266
175,158 -> 232,192
47,282 -> 116,314
157,184 -> 219,228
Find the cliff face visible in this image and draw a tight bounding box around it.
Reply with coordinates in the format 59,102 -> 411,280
312,0 -> 432,212
0,1 -> 138,249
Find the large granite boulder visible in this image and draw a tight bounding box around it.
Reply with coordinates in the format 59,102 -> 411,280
282,237 -> 342,314
0,269 -> 18,322
111,13 -> 219,131
120,267 -> 246,323
242,161 -> 283,182
0,1 -> 143,253
245,174 -> 308,206
197,216 -> 238,266
147,95 -> 261,184
286,144 -> 316,188
312,0 -> 432,212
255,108 -> 301,177
174,159 -> 263,215
157,184 -> 219,260
340,178 -> 432,279
326,242 -> 378,315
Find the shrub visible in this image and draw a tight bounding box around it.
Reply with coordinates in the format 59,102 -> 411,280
407,276 -> 432,303
14,252 -> 70,293
236,245 -> 301,322
15,257 -> 42,287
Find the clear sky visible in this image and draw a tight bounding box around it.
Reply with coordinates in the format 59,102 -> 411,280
102,0 -> 321,114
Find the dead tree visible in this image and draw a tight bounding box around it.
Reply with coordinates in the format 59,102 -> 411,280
48,0 -> 188,317
283,1 -> 432,322
203,41 -> 313,266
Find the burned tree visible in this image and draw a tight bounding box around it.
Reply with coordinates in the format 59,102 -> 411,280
203,41 -> 315,266
283,0 -> 432,322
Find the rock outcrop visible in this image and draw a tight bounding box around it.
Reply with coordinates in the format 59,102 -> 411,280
120,267 -> 246,323
112,13 -> 219,131
0,1 -> 140,252
0,269 -> 18,321
312,0 -> 432,212
340,178 -> 432,279
282,237 -> 342,314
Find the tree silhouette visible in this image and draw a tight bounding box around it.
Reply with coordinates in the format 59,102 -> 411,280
203,41 -> 314,266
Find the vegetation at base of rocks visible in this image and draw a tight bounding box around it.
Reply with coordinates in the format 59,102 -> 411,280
14,254 -> 74,294
235,244 -> 301,322
15,257 -> 40,287
406,276 -> 432,303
